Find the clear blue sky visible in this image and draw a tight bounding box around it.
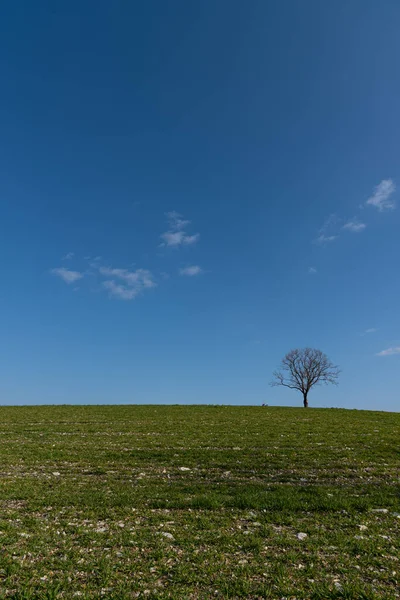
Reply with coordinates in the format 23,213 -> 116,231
1,1 -> 399,410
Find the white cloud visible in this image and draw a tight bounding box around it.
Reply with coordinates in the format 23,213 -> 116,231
315,214 -> 339,244
376,347 -> 400,356
99,266 -> 156,300
99,267 -> 155,289
166,211 -> 190,231
366,179 -> 396,211
102,280 -> 139,300
62,252 -> 74,260
51,267 -> 83,284
315,233 -> 337,244
343,220 -> 366,233
51,261 -> 157,301
179,265 -> 203,276
364,328 -> 377,334
181,233 -> 200,245
308,267 -> 317,275
161,231 -> 184,246
160,212 -> 199,247
160,231 -> 200,247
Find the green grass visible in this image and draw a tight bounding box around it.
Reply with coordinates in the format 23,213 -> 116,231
0,405 -> 399,599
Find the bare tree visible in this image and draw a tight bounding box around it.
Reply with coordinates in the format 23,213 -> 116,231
271,348 -> 339,407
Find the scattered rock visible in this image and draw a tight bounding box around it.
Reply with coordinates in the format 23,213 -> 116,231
159,532 -> 174,540
179,467 -> 191,471
52,472 -> 61,476
370,508 -> 388,514
358,525 -> 368,531
334,582 -> 343,591
297,532 -> 307,540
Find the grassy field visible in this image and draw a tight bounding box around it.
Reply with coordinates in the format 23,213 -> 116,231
0,405 -> 399,599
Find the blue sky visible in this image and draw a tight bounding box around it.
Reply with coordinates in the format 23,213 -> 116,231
1,1 -> 399,410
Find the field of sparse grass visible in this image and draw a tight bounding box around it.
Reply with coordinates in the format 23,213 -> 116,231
0,405 -> 399,599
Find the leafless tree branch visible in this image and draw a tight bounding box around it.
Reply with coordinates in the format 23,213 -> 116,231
270,347 -> 340,407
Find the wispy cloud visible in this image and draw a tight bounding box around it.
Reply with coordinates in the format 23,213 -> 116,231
308,267 -> 317,275
102,280 -> 140,300
179,265 -> 203,276
160,212 -> 200,247
315,233 -> 337,244
376,346 -> 400,356
343,220 -> 366,233
98,266 -> 156,301
316,178 -> 397,247
166,211 -> 190,231
364,328 -> 377,334
99,267 -> 155,289
161,231 -> 200,247
51,267 -> 83,284
62,252 -> 74,260
315,214 -> 339,244
366,179 -> 396,211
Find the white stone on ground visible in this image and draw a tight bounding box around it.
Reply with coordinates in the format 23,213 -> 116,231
159,532 -> 174,539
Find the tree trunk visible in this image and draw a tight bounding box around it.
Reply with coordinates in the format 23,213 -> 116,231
303,392 -> 308,408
